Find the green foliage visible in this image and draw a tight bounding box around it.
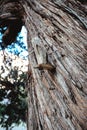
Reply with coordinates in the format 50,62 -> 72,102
0,68 -> 27,128
0,71 -> 28,129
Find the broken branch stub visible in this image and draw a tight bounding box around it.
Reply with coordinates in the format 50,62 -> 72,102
0,1 -> 25,47
32,36 -> 56,72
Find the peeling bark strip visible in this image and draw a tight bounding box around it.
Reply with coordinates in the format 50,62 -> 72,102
0,0 -> 87,130
34,63 -> 56,72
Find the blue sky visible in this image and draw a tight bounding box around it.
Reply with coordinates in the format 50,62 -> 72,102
0,26 -> 28,59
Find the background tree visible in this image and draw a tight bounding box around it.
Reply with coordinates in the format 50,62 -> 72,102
0,70 -> 27,129
0,0 -> 87,130
0,28 -> 28,129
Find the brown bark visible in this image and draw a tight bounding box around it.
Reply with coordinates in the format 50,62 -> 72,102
0,0 -> 87,130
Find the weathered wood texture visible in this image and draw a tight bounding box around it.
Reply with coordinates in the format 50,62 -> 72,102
23,0 -> 87,130
0,0 -> 87,130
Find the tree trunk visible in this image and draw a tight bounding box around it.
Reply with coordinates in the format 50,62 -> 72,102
0,0 -> 87,130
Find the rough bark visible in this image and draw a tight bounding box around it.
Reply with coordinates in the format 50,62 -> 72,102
0,0 -> 87,130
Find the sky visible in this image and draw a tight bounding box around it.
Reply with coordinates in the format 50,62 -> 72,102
0,123 -> 26,130
0,26 -> 28,59
18,26 -> 28,59
21,26 -> 27,46
0,26 -> 27,130
0,26 -> 28,77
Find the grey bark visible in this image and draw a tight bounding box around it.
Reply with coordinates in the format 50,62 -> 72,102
0,0 -> 87,130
